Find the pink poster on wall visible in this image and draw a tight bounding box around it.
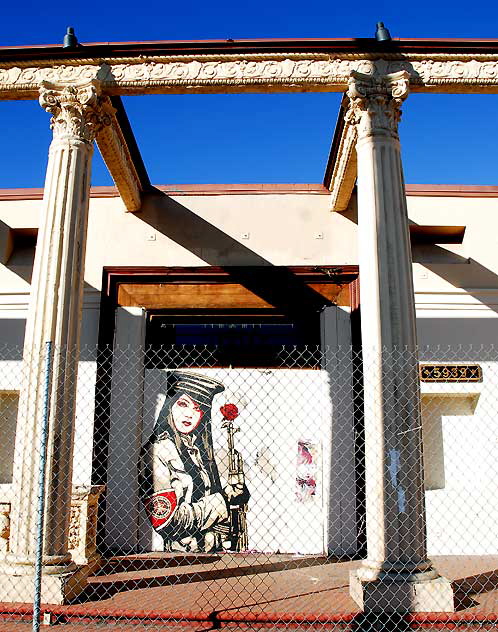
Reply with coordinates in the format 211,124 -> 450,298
296,440 -> 318,503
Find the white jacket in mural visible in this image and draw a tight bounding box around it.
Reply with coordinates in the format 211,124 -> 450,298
144,433 -> 230,552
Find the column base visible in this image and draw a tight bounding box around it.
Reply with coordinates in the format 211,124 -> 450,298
0,555 -> 101,604
350,568 -> 455,613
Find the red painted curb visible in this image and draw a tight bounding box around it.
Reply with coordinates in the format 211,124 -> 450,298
0,604 -> 497,626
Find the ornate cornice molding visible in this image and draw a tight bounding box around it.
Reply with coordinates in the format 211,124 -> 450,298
1,53 -> 498,99
39,79 -> 111,143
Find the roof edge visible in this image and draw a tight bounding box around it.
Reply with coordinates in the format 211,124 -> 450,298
1,183 -> 498,201
405,184 -> 498,197
1,37 -> 498,62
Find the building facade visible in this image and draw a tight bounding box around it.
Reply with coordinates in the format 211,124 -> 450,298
0,36 -> 496,612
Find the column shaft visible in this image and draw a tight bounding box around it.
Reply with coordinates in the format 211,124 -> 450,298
357,133 -> 428,573
0,81 -> 109,603
348,71 -> 454,612
8,136 -> 92,567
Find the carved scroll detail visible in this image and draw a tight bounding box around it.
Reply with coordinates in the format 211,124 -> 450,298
0,55 -> 497,99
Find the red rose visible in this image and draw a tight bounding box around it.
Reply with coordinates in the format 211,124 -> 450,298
220,403 -> 239,420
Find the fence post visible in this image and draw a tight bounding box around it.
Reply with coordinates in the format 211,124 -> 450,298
32,341 -> 53,632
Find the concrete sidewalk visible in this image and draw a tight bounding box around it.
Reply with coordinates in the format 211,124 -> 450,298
0,554 -> 496,630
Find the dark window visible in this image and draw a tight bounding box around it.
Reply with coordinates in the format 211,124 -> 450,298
145,311 -> 320,368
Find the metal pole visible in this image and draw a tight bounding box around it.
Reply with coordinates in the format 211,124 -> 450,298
32,341 -> 53,632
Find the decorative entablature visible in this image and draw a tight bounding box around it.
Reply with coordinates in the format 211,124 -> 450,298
1,40 -> 497,213
1,53 -> 498,100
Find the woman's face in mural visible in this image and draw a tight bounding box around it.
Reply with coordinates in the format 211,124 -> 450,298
171,394 -> 204,434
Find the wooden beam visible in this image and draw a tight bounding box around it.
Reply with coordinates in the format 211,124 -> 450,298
117,281 -> 342,310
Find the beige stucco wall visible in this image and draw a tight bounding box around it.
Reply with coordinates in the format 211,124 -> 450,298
1,189 -> 498,347
0,189 -> 496,555
0,191 -> 497,277
407,196 -> 498,347
0,189 -> 497,352
0,192 -> 357,295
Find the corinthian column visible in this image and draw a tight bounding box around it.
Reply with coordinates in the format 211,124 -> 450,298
347,71 -> 454,612
0,80 -> 110,604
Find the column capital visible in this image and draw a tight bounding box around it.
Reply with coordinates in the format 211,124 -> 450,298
345,70 -> 410,139
39,79 -> 113,143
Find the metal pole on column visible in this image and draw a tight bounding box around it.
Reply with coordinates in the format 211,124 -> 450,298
32,341 -> 53,632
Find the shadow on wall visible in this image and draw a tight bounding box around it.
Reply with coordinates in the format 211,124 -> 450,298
138,188 -> 273,266
0,214 -> 101,357
0,296 -> 101,360
0,320 -> 26,359
137,188 -> 333,318
342,198 -> 498,336
417,319 -> 498,359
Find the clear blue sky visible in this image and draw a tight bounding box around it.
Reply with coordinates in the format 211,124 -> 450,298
0,0 -> 497,187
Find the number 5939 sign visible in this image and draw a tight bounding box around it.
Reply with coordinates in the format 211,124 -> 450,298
419,364 -> 482,382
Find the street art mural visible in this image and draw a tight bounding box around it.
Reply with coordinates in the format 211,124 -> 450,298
140,369 -> 330,555
140,372 -> 250,553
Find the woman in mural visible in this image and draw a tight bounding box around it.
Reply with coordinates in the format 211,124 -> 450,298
140,371 -> 249,553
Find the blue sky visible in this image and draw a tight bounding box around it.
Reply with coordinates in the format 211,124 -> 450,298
0,0 -> 497,187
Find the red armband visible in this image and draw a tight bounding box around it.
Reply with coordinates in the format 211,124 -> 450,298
144,489 -> 178,529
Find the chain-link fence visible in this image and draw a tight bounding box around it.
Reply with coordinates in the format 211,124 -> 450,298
0,344 -> 496,630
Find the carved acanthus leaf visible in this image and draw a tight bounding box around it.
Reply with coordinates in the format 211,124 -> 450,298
39,79 -> 111,143
0,55 -> 496,99
346,71 -> 410,139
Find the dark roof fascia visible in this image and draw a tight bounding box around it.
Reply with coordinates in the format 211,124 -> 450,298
1,38 -> 498,62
